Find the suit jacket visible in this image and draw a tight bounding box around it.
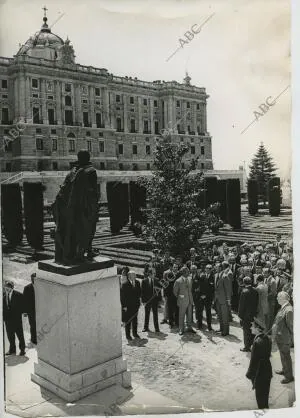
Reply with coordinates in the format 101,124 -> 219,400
238,286 -> 259,322
191,273 -> 202,303
120,279 -> 141,312
199,272 -> 215,299
23,283 -> 35,315
222,268 -> 233,296
173,275 -> 193,306
141,276 -> 161,304
272,303 -> 293,345
3,290 -> 24,322
246,333 -> 272,388
264,275 -> 277,301
256,283 -> 269,316
162,269 -> 177,298
214,271 -> 231,305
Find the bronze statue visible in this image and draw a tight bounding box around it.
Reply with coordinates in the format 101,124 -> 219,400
51,150 -> 99,265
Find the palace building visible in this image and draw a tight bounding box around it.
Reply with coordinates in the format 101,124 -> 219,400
0,10 -> 213,173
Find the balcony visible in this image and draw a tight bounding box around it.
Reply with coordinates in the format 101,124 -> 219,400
143,130 -> 151,134
96,124 -> 105,129
33,119 -> 43,125
48,121 -> 57,126
83,122 -> 92,128
116,128 -> 124,132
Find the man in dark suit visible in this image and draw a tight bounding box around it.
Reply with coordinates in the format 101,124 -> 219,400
196,264 -> 215,330
3,279 -> 26,355
162,264 -> 179,329
238,276 -> 259,352
23,273 -> 37,345
141,269 -> 160,332
229,254 -> 240,312
214,261 -> 231,336
120,270 -> 141,341
272,291 -> 294,383
246,321 -> 273,409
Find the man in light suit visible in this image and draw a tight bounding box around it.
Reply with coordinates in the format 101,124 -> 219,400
214,261 -> 231,336
272,291 -> 294,384
173,266 -> 196,335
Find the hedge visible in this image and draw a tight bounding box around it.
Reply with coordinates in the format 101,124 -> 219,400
226,179 -> 241,229
268,177 -> 281,216
247,179 -> 258,215
1,183 -> 23,248
106,182 -> 129,233
23,182 -> 44,250
129,181 -> 147,225
217,179 -> 227,223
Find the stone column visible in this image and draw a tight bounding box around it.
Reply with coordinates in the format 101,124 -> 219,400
123,95 -> 128,133
14,78 -> 19,122
75,84 -> 82,126
149,98 -> 154,134
41,79 -> 48,124
183,102 -> 188,133
203,103 -> 207,133
56,81 -> 62,125
172,99 -> 177,133
19,74 -> 26,122
163,100 -> 168,129
25,77 -> 31,122
89,85 -> 96,128
167,97 -> 173,130
192,103 -> 197,133
138,96 -> 143,133
102,88 -> 110,128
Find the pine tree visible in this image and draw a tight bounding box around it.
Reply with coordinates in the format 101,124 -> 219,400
138,134 -> 222,257
249,142 -> 277,204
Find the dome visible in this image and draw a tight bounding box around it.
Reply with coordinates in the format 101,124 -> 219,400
17,13 -> 65,59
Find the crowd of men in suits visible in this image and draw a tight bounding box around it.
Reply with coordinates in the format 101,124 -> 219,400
119,234 -> 294,400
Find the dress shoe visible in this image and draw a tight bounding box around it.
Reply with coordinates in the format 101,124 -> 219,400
240,348 -> 251,352
281,377 -> 294,384
275,370 -> 284,375
19,350 -> 26,356
155,328 -> 160,333
207,326 -> 213,331
142,328 -> 149,332
160,319 -> 168,324
179,330 -> 184,336
126,336 -> 133,341
133,334 -> 141,339
5,350 -> 16,356
187,328 -> 196,334
197,323 -> 203,330
221,332 -> 229,336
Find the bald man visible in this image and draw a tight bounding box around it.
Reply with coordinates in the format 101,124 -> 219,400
272,291 -> 294,384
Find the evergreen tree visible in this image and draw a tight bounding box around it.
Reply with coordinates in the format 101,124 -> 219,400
249,142 -> 277,203
139,134 -> 222,257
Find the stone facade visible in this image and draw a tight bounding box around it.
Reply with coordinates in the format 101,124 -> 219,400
0,13 -> 213,173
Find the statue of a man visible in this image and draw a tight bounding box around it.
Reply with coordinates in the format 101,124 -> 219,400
52,150 -> 99,265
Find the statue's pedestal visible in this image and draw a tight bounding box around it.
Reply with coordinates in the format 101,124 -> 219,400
31,257 -> 131,402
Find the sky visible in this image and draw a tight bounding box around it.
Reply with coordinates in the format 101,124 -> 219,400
0,0 -> 291,178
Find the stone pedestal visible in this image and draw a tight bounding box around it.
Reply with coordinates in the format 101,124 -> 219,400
31,257 -> 131,402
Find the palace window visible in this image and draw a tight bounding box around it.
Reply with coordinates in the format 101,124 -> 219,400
116,117 -> 122,132
187,102 -> 190,108
132,144 -> 137,155
118,144 -> 123,155
51,129 -> 56,135
143,98 -> 147,106
130,119 -> 136,133
48,95 -> 53,100
32,79 -> 39,89
65,96 -> 72,106
65,110 -> 73,126
100,162 -> 105,170
119,163 -> 124,170
48,109 -> 55,125
116,94 -> 121,103
32,93 -> 39,98
95,88 -> 100,96
52,139 -> 57,151
1,108 -> 9,124
154,100 -> 158,107
147,163 -> 151,170
65,83 -> 71,92
201,146 -> 205,155
143,120 -> 149,133
132,163 -> 138,171
191,146 -> 195,155
87,140 -> 92,152
36,137 -> 43,150
197,103 -> 200,110
1,79 -> 8,89
96,113 -> 102,128
154,121 -> 159,134
99,141 -> 104,152
86,131 -> 91,136
69,139 -> 75,152
36,128 -> 42,134
201,163 -> 204,169
33,107 -> 40,124
52,162 -> 58,170
176,100 -> 180,108
146,145 -> 151,155
130,96 -> 134,104
83,112 -> 89,127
